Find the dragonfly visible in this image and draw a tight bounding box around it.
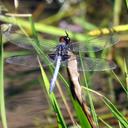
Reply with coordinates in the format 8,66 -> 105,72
2,24 -> 119,92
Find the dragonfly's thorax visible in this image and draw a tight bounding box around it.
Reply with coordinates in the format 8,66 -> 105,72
57,43 -> 68,55
55,43 -> 70,61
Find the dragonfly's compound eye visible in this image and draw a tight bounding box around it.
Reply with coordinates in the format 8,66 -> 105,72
59,36 -> 65,43
59,35 -> 70,44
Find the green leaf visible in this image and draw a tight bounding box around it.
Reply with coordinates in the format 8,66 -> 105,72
73,99 -> 92,128
82,86 -> 128,128
79,52 -> 99,127
125,0 -> 128,8
112,71 -> 128,95
0,26 -> 8,128
38,57 -> 67,128
29,16 -> 67,128
103,97 -> 128,128
99,117 -> 113,128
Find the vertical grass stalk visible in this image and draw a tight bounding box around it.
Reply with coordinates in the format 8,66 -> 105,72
124,58 -> 128,97
125,0 -> 128,8
38,57 -> 67,128
79,52 -> 99,127
0,26 -> 8,128
28,16 -> 67,127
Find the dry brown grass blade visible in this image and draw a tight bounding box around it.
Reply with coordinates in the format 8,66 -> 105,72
67,52 -> 96,128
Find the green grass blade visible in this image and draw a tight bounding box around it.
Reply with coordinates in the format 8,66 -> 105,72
119,121 -> 124,128
3,16 -> 128,42
28,16 -> 70,91
30,16 -> 93,127
38,57 -> 67,128
103,97 -> 128,128
28,16 -> 67,127
82,86 -> 128,128
29,16 -> 40,46
72,17 -> 97,30
72,99 -> 92,128
98,117 -> 113,128
112,71 -> 128,95
79,52 -> 99,127
124,58 -> 128,96
125,0 -> 128,8
0,27 -> 8,128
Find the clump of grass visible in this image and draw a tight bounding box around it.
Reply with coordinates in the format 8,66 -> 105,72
81,86 -> 128,128
1,3 -> 128,127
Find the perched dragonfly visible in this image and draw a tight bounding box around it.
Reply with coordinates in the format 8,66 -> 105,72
2,24 -> 118,92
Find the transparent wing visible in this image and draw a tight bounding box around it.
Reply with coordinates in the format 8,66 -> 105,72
3,24 -> 57,51
3,24 -> 119,53
6,54 -> 117,71
62,56 -> 116,71
6,55 -> 55,68
69,33 -> 119,52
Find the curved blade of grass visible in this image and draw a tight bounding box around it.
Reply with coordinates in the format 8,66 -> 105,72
119,121 -> 124,128
82,86 -> 128,128
98,117 -> 113,128
38,57 -> 67,128
2,16 -> 128,42
28,16 -> 67,128
72,99 -> 92,128
29,16 -> 93,127
27,16 -> 70,92
103,97 -> 128,128
79,52 -> 99,127
0,27 -> 8,128
112,71 -> 128,95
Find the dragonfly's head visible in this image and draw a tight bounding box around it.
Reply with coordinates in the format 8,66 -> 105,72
59,31 -> 70,45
